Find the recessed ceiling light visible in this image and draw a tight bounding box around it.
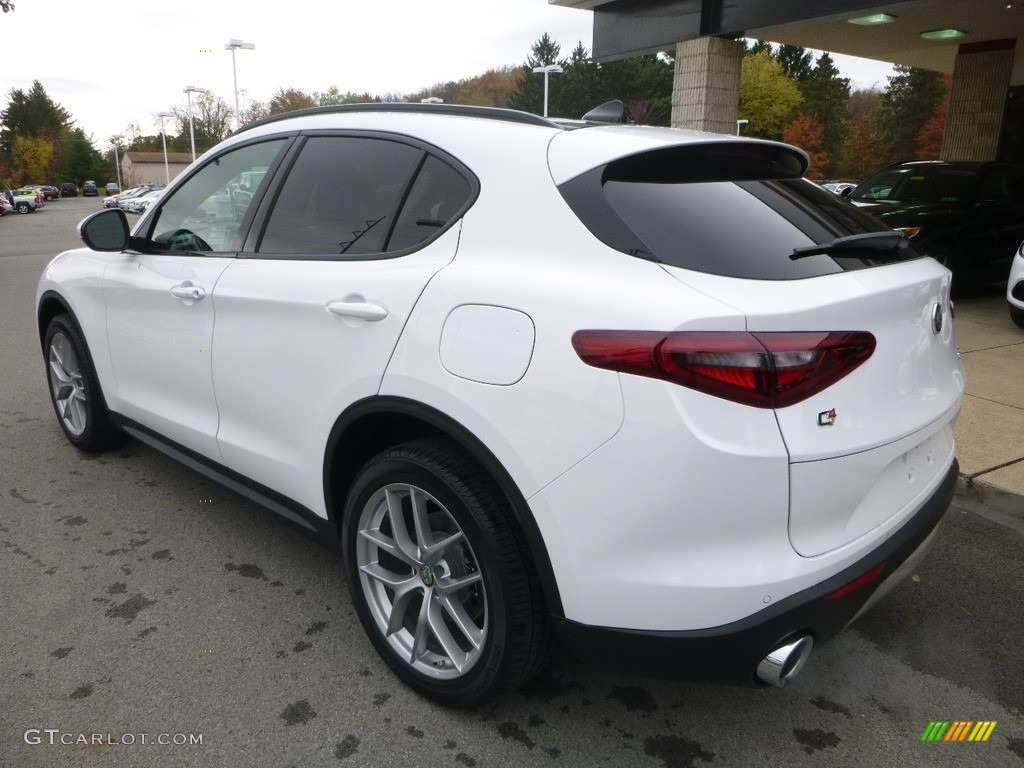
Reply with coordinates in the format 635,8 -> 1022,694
848,13 -> 897,25
920,28 -> 967,40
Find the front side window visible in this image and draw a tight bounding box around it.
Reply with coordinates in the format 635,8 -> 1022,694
146,138 -> 288,253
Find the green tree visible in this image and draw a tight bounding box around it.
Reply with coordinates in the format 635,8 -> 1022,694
1,81 -> 73,170
510,33 -> 566,115
599,53 -> 674,125
877,65 -> 948,163
799,53 -> 851,176
776,44 -> 814,82
740,51 -> 803,139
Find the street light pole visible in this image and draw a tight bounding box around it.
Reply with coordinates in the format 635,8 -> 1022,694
225,39 -> 255,131
532,64 -> 563,118
736,118 -> 749,136
157,112 -> 174,185
109,135 -> 123,191
183,86 -> 208,161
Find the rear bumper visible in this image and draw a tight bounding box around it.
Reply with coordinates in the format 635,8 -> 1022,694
553,459 -> 957,686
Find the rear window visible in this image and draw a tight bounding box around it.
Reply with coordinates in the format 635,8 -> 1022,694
559,145 -> 918,280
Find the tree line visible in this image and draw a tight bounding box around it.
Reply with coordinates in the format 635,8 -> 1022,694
0,35 -> 948,188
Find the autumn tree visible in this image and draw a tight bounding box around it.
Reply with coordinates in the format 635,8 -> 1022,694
169,91 -> 233,152
452,68 -> 521,108
11,135 -> 52,182
268,88 -> 317,116
837,112 -> 885,179
783,112 -> 830,179
916,75 -> 952,160
740,50 -> 803,139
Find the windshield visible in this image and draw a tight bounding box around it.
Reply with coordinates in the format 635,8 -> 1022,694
851,165 -> 977,204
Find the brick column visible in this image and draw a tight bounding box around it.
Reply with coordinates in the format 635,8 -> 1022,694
672,37 -> 744,134
942,40 -> 1016,162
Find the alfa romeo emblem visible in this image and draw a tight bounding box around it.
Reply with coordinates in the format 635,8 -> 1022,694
418,565 -> 435,587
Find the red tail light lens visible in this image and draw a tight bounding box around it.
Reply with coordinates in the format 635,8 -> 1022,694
572,330 -> 876,408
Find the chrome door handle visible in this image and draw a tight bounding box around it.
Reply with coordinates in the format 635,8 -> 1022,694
170,283 -> 206,301
326,300 -> 388,321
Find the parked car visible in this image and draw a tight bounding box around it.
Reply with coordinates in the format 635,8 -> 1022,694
105,182 -> 121,195
36,102 -> 963,707
7,188 -> 40,213
36,184 -> 60,200
18,187 -> 45,208
0,196 -> 12,215
123,187 -> 164,214
60,182 -> 79,197
1008,242 -> 1024,328
846,160 -> 1024,285
820,180 -> 857,196
82,180 -> 98,196
102,186 -> 150,210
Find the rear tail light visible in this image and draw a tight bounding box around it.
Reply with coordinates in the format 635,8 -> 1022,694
572,330 -> 876,408
825,563 -> 886,600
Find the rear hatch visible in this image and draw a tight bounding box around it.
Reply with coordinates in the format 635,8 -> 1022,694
554,132 -> 964,556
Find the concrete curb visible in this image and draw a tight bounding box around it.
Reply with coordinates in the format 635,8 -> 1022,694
954,473 -> 1024,519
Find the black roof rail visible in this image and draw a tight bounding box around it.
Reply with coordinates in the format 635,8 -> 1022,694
232,102 -> 560,136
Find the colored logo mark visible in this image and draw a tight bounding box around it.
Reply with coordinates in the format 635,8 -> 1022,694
921,721 -> 997,742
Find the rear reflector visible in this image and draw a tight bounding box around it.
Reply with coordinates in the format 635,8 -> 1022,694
572,330 -> 876,408
825,563 -> 886,601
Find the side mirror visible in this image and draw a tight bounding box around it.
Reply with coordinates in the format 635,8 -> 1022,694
79,208 -> 130,251
840,187 -> 853,198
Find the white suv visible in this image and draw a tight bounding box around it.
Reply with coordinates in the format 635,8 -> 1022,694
36,103 -> 964,707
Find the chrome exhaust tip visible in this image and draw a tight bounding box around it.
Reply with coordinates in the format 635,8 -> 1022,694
756,634 -> 814,687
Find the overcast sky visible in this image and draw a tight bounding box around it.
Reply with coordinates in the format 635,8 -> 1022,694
1,0 -> 895,150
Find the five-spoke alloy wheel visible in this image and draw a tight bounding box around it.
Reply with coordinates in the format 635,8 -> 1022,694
44,314 -> 123,451
343,438 -> 551,708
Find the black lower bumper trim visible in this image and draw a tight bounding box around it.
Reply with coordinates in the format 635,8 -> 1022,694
553,460 -> 958,685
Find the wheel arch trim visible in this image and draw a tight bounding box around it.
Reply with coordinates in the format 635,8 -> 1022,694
323,395 -> 564,618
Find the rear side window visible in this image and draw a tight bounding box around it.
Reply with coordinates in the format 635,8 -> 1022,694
257,136 -> 473,258
559,145 -> 911,280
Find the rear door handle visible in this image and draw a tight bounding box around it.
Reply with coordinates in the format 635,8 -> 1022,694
170,283 -> 206,301
326,300 -> 388,322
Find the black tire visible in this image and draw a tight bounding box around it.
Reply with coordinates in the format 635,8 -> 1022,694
43,314 -> 125,452
341,437 -> 552,708
16,202 -> 29,214
1011,304 -> 1024,329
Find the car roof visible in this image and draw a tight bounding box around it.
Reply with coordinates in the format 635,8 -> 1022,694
224,102 -> 808,186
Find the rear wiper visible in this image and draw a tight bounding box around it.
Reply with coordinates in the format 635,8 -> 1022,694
790,231 -> 908,260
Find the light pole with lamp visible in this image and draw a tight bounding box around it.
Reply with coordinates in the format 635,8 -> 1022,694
532,64 -> 563,118
736,118 -> 749,136
182,85 -> 208,161
109,135 -> 123,192
156,112 -> 174,185
225,39 -> 255,130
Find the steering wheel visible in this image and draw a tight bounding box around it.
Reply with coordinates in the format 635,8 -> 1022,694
165,228 -> 212,252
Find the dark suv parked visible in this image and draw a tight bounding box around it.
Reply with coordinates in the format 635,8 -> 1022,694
82,180 -> 98,197
847,160 -> 1024,285
61,182 -> 78,197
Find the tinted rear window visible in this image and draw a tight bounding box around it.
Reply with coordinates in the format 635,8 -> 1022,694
559,147 -> 915,280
